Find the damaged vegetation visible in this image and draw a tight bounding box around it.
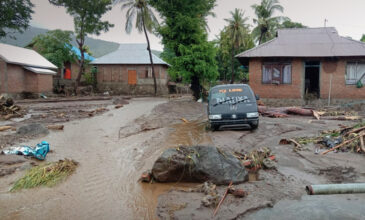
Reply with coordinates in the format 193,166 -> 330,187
280,122 -> 365,154
0,96 -> 25,120
11,159 -> 78,192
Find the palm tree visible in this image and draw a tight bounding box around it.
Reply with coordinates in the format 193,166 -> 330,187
115,0 -> 158,95
251,0 -> 284,44
224,8 -> 250,83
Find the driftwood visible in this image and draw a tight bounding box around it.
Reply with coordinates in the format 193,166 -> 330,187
213,181 -> 233,217
0,126 -> 13,132
47,125 -> 64,130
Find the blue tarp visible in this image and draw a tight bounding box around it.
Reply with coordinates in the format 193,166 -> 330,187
3,141 -> 50,160
65,44 -> 95,61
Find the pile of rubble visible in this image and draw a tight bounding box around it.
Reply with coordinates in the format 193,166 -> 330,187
280,122 -> 365,154
0,96 -> 24,120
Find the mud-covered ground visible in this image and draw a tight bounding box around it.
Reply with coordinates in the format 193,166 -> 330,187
0,97 -> 365,219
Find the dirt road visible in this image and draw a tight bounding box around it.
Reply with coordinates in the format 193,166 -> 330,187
1,97 -> 365,219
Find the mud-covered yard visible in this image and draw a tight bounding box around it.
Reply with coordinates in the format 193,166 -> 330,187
0,97 -> 365,219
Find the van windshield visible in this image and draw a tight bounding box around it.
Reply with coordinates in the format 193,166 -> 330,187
209,86 -> 254,105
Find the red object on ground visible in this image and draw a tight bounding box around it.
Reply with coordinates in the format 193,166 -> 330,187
64,68 -> 71,79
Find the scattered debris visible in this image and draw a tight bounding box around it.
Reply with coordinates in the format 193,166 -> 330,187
228,186 -> 247,198
2,141 -> 50,160
115,104 -> 123,109
139,170 -> 152,183
235,147 -> 276,169
151,146 -> 248,185
47,125 -> 64,130
0,96 -> 24,120
197,182 -> 220,207
181,118 -> 189,123
11,159 -> 78,191
279,138 -> 304,151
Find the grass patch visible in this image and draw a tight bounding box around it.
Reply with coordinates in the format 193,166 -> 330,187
11,159 -> 78,192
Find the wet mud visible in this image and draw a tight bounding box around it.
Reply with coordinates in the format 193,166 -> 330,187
0,97 -> 364,219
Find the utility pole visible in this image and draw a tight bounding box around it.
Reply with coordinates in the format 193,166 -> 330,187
324,19 -> 328,27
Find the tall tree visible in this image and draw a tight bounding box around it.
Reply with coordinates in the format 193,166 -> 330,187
115,0 -> 158,95
0,0 -> 34,38
224,8 -> 251,83
28,30 -> 76,68
49,0 -> 114,93
151,0 -> 218,100
251,0 -> 285,44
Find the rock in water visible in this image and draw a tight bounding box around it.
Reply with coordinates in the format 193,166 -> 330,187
152,146 -> 248,185
17,123 -> 49,136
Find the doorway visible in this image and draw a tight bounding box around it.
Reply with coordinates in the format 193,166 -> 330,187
304,61 -> 320,98
128,70 -> 137,85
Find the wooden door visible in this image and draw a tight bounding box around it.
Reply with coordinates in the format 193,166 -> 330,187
128,70 -> 137,85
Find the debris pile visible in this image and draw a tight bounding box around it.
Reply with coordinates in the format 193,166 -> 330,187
11,158 -> 78,191
234,147 -> 276,169
0,96 -> 24,120
151,146 -> 248,185
280,122 -> 365,154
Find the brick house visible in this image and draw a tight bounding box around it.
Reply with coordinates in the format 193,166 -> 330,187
236,28 -> 365,105
0,43 -> 57,95
91,44 -> 169,95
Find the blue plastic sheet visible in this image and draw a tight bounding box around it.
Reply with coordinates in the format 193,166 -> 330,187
3,141 -> 50,160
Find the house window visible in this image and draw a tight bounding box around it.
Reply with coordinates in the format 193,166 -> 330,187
145,67 -> 152,78
262,63 -> 292,84
346,62 -> 365,85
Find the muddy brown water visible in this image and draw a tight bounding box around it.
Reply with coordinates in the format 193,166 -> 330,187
0,98 -> 213,220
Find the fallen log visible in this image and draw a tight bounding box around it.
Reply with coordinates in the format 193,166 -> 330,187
322,133 -> 365,155
321,116 -> 362,121
0,126 -> 13,132
359,134 -> 365,152
47,125 -> 64,130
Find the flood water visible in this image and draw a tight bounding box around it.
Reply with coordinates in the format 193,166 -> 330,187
0,98 -> 212,220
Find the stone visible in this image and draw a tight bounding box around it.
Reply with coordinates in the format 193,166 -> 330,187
17,123 -> 49,136
151,146 -> 248,185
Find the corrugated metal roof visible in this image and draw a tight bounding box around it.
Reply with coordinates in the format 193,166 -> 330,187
236,27 -> 365,58
91,43 -> 168,65
23,66 -> 56,75
0,43 -> 57,69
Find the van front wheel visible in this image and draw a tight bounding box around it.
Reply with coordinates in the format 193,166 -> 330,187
250,120 -> 259,130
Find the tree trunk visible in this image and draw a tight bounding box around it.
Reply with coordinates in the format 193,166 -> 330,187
230,46 -> 235,84
258,33 -> 264,45
75,41 -> 85,95
191,75 -> 201,100
142,10 -> 157,96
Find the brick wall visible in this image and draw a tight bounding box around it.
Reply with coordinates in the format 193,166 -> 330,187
37,74 -> 53,92
24,71 -> 38,92
94,64 -> 169,95
6,64 -> 25,93
320,59 -> 365,99
249,57 -> 365,99
0,58 -> 6,93
249,58 -> 303,98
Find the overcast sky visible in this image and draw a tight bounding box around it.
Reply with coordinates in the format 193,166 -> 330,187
30,0 -> 365,51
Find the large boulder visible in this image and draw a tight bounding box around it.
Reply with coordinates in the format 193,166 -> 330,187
152,146 -> 248,185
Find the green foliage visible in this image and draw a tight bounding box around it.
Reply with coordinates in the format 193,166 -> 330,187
29,30 -> 76,68
360,35 -> 365,42
0,0 -> 34,38
281,19 -> 307,28
221,8 -> 253,83
49,0 -> 114,91
116,0 -> 158,34
116,0 -> 159,95
11,159 -> 78,192
251,0 -> 285,44
84,67 -> 98,87
151,0 -> 218,99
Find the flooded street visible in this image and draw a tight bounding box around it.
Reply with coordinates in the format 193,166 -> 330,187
1,97 -> 365,220
0,98 -> 170,219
